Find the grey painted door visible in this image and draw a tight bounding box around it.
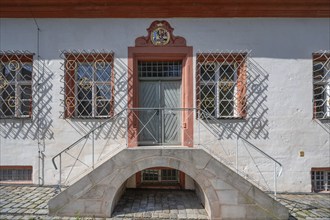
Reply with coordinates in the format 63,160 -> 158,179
162,81 -> 181,144
139,81 -> 181,145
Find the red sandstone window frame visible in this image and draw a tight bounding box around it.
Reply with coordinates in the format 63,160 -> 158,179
196,53 -> 247,119
0,53 -> 33,119
64,53 -> 115,119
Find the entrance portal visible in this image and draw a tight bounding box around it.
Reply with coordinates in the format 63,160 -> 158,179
127,20 -> 193,147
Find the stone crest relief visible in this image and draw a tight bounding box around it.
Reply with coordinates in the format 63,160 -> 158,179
135,20 -> 186,47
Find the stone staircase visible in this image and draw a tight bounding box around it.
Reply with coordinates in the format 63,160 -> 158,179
48,147 -> 289,219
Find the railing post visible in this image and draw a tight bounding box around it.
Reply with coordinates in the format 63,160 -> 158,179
59,154 -> 62,189
198,109 -> 201,146
92,130 -> 95,169
161,108 -> 165,144
274,161 -> 277,198
126,109 -> 128,147
236,137 -> 238,173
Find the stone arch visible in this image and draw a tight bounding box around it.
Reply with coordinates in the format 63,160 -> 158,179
49,148 -> 289,219
104,155 -> 219,217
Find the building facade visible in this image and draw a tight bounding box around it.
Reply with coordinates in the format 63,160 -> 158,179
0,1 -> 329,218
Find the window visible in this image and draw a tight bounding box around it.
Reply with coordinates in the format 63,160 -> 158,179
0,53 -> 33,118
138,61 -> 182,78
0,166 -> 32,182
63,52 -> 114,118
142,169 -> 179,183
197,53 -> 247,118
313,52 -> 330,119
311,168 -> 330,192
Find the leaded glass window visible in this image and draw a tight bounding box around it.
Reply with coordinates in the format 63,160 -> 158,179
62,51 -> 114,118
0,53 -> 33,118
197,53 -> 248,118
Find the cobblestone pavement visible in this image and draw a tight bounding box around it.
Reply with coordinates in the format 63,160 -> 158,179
0,185 -> 330,219
111,189 -> 208,219
276,193 -> 330,219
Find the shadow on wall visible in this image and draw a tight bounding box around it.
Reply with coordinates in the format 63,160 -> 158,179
0,59 -> 54,140
59,56 -> 128,141
315,119 -> 330,134
212,58 -> 269,140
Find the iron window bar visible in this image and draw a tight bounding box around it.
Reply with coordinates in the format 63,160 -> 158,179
313,51 -> 330,119
60,49 -> 114,119
196,50 -> 250,119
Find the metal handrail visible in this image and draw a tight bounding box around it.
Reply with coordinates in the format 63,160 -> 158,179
51,107 -> 282,195
51,109 -> 126,170
197,108 -> 283,178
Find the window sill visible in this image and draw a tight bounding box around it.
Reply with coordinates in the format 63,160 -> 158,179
200,117 -> 247,122
65,116 -> 113,120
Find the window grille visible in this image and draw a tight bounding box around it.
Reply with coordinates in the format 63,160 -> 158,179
0,166 -> 32,182
313,51 -> 330,119
196,51 -> 248,118
61,50 -> 114,118
311,168 -> 330,192
0,51 -> 33,118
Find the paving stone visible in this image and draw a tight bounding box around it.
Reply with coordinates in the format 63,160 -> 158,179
35,209 -> 49,215
0,207 -> 12,213
16,208 -> 28,214
159,213 -> 170,219
27,204 -> 38,209
134,212 -> 143,218
0,215 -> 11,220
143,212 -> 152,218
7,208 -> 20,214
24,208 -> 37,214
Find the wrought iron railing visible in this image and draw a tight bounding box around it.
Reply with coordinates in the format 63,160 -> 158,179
52,108 -> 282,196
52,109 -> 127,186
196,109 -> 282,196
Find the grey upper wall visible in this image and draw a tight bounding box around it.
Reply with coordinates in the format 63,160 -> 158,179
0,18 -> 329,59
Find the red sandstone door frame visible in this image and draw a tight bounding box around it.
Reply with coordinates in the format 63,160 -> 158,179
127,47 -> 193,147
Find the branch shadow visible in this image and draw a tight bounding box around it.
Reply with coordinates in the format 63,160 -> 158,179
314,119 -> 330,134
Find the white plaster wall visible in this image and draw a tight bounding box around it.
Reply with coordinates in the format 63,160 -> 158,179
0,18 -> 329,192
